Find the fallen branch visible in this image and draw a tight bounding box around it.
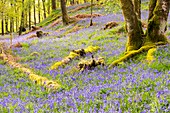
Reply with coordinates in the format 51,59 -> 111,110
50,46 -> 100,70
0,43 -> 60,90
77,55 -> 105,72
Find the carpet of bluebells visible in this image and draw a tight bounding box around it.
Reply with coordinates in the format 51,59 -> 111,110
0,4 -> 170,113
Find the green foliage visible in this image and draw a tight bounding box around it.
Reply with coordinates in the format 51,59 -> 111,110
149,46 -> 170,71
21,43 -> 30,48
104,0 -> 121,13
38,10 -> 61,27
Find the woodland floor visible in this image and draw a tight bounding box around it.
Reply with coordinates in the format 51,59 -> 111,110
0,4 -> 170,112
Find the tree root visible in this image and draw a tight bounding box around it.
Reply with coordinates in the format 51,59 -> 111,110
108,45 -> 157,68
50,46 -> 100,70
0,44 -> 60,90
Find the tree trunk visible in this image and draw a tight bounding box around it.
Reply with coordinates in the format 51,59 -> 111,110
29,0 -> 32,30
145,0 -> 170,44
90,0 -> 93,26
5,17 -> 9,33
19,0 -> 25,35
42,0 -> 47,19
52,0 -> 56,10
38,0 -> 41,23
34,0 -> 36,25
1,17 -> 4,36
47,0 -> 51,14
10,17 -> 14,33
132,0 -> 141,19
61,0 -> 70,25
10,2 -> 14,33
120,0 -> 143,51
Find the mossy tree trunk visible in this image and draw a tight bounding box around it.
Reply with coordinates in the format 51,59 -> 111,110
145,0 -> 170,44
132,0 -> 141,19
120,0 -> 143,52
61,0 -> 70,25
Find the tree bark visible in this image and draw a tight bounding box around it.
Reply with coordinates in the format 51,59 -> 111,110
38,0 -> 41,23
1,17 -> 4,36
29,0 -> 32,30
132,0 -> 141,19
5,17 -> 9,33
120,0 -> 143,51
90,0 -> 93,26
145,0 -> 170,44
19,0 -> 25,35
47,0 -> 51,14
42,0 -> 47,19
61,0 -> 70,25
52,0 -> 56,10
33,0 -> 36,25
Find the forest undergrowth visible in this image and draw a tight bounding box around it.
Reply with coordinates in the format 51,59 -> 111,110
0,3 -> 170,113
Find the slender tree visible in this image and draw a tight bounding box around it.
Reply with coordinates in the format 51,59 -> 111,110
38,0 -> 41,23
28,0 -> 32,30
19,0 -> 25,35
5,17 -> 9,33
1,15 -> 4,36
47,0 -> 51,14
42,0 -> 47,19
90,0 -> 93,26
33,0 -> 36,25
61,0 -> 70,25
52,0 -> 56,10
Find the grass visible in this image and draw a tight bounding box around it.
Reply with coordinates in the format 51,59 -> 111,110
0,3 -> 170,113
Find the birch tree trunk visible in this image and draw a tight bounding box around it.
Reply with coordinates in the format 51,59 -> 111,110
120,0 -> 143,51
61,0 -> 70,25
145,0 -> 170,44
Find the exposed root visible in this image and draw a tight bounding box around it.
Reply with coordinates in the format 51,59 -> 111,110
50,46 -> 100,70
109,45 -> 156,68
146,47 -> 157,64
104,21 -> 119,30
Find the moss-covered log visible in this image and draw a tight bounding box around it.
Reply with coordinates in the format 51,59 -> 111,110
0,43 -> 60,90
50,46 -> 100,70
